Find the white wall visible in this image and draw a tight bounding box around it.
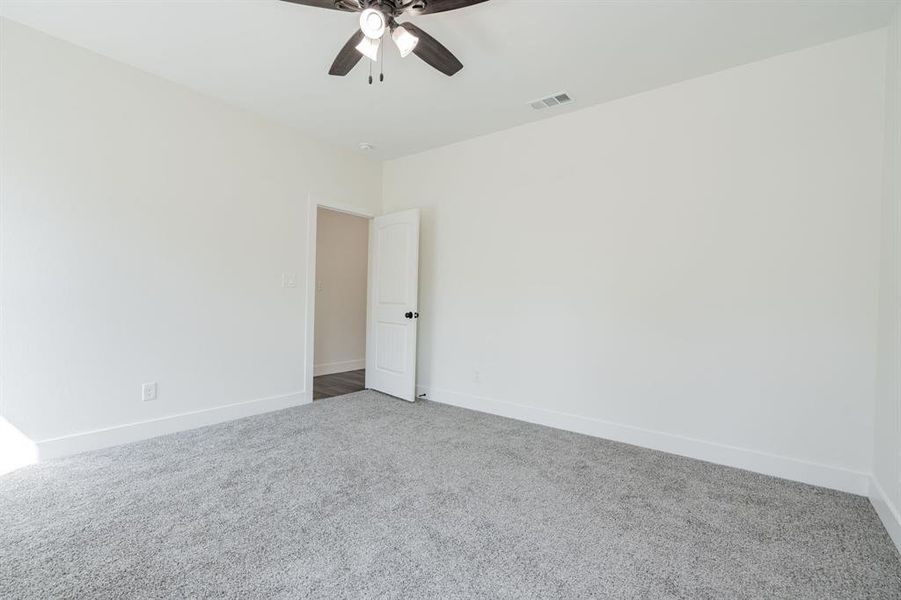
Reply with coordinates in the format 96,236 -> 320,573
872,5 -> 901,550
383,31 -> 887,494
0,19 -> 381,454
314,208 -> 369,376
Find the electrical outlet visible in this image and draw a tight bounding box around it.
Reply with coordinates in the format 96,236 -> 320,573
473,370 -> 481,384
141,382 -> 158,402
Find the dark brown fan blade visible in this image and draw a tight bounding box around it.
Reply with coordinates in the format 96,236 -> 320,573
329,30 -> 366,76
401,22 -> 463,76
279,0 -> 361,12
407,0 -> 489,15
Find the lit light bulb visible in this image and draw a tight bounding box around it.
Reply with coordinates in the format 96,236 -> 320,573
359,8 -> 386,39
392,24 -> 419,58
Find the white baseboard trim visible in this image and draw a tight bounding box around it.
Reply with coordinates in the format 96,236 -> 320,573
36,390 -> 312,460
869,476 -> 901,554
417,385 -> 870,496
314,359 -> 365,377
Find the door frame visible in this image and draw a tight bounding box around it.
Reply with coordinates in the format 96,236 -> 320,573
304,194 -> 375,402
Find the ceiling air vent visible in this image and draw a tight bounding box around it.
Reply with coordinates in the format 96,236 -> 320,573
530,92 -> 574,111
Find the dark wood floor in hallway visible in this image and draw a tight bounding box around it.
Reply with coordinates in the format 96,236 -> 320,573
313,369 -> 365,400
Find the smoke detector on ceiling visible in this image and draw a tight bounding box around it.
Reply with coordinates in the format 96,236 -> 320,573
529,92 -> 574,111
358,142 -> 375,151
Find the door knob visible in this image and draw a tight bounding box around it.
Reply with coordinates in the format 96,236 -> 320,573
405,312 -> 413,319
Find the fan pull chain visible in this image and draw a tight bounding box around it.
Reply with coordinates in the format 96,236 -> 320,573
379,37 -> 385,82
368,57 -> 373,85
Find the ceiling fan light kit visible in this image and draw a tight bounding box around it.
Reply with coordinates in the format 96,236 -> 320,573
359,7 -> 387,39
355,35 -> 381,61
280,0 -> 488,79
391,24 -> 419,58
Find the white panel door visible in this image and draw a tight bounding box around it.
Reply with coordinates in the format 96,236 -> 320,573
365,209 -> 420,401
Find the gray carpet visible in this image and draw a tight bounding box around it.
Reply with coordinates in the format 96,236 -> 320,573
1,391 -> 899,599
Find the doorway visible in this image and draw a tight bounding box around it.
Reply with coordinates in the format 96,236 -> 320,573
312,206 -> 370,400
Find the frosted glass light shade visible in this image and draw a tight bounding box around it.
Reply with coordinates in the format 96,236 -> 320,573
356,36 -> 380,61
392,25 -> 419,58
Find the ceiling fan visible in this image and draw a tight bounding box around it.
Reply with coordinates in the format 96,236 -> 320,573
279,0 -> 488,78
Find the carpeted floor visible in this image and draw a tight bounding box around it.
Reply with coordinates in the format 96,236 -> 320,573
1,391 -> 899,599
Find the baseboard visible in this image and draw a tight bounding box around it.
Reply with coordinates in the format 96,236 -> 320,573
314,359 -> 365,377
869,476 -> 901,555
36,390 -> 312,460
417,385 -> 870,496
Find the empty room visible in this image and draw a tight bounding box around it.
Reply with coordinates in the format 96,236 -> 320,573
1,0 -> 900,597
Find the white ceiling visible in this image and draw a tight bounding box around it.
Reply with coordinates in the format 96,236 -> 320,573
1,0 -> 897,159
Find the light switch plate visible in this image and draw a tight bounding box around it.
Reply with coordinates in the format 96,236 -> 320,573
281,272 -> 298,288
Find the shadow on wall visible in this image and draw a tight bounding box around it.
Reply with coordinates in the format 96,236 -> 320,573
0,418 -> 38,476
